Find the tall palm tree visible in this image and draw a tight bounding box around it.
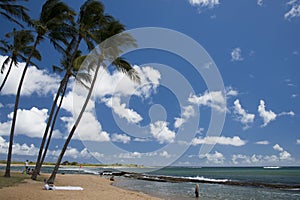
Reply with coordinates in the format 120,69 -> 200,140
32,0 -> 108,179
4,0 -> 75,178
0,0 -> 31,27
46,1 -> 139,184
0,28 -> 41,92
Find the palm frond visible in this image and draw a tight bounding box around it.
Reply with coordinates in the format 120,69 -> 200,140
112,57 -> 140,84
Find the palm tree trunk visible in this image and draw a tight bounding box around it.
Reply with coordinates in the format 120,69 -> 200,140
4,36 -> 40,178
40,78 -> 68,166
31,72 -> 69,180
47,59 -> 102,184
0,60 -> 13,92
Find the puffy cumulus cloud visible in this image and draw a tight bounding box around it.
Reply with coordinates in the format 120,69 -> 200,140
61,111 -> 110,142
0,56 -> 60,96
233,99 -> 255,129
273,144 -> 292,160
231,47 -> 243,61
231,154 -> 281,165
93,65 -> 160,99
189,0 -> 220,9
192,136 -> 246,146
0,107 -> 61,138
297,139 -> 300,144
101,96 -> 143,124
201,151 -> 225,164
174,105 -> 195,128
0,136 -> 39,156
285,1 -> 300,20
150,121 -> 176,144
258,100 -> 295,127
258,100 -> 277,127
255,140 -> 269,145
188,88 -> 237,113
60,91 -> 95,114
111,134 -> 131,144
273,144 -> 283,152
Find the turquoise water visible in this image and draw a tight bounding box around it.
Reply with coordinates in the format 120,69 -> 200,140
2,166 -> 300,200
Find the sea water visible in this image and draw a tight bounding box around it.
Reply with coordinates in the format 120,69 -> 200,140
2,166 -> 300,200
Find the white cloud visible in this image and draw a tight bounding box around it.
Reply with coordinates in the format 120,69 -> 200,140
257,0 -> 263,6
231,47 -> 244,61
150,121 -> 176,144
189,0 -> 220,9
233,99 -> 255,129
188,88 -> 237,113
273,144 -> 284,152
61,111 -> 110,142
258,100 -> 277,127
0,107 -> 61,138
111,134 -> 131,144
278,111 -> 295,117
273,144 -> 292,160
0,103 -> 3,108
93,65 -> 160,99
297,139 -> 300,144
0,56 -> 60,96
192,136 -> 246,146
285,2 -> 300,20
0,136 -> 39,156
174,105 -> 195,128
101,96 -> 143,124
255,140 -> 269,145
201,151 -> 225,164
189,90 -> 226,112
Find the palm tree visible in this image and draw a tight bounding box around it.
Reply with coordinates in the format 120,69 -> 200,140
0,0 -> 31,27
4,0 -> 75,178
32,0 -> 108,179
39,51 -> 91,170
46,0 -> 139,184
0,28 -> 41,92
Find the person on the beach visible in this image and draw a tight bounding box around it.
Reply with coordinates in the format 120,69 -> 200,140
195,183 -> 199,198
25,160 -> 29,172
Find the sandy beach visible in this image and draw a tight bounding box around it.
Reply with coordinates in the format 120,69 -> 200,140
0,173 -> 160,200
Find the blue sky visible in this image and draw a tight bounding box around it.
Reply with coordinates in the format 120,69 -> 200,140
0,0 -> 299,167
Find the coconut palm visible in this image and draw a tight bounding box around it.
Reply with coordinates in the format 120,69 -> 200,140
4,0 -> 75,178
46,1 -> 139,184
0,0 -> 31,27
39,50 -> 91,170
0,28 -> 41,92
32,0 -> 109,179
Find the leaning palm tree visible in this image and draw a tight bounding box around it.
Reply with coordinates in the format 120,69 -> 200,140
32,0 -> 110,179
0,0 -> 31,27
4,0 -> 75,178
0,28 -> 41,92
46,1 -> 139,184
39,51 -> 91,170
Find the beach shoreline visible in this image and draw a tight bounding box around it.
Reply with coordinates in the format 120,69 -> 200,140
0,172 -> 161,200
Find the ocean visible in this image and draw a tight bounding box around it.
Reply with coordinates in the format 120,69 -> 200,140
1,165 -> 300,200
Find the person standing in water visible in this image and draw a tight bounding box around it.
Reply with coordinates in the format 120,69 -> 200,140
195,183 -> 199,198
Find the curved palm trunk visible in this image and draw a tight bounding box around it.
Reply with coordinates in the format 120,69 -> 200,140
33,37 -> 82,180
4,36 -> 40,178
47,61 -> 101,184
31,73 -> 69,180
0,60 -> 13,92
40,79 -> 68,166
